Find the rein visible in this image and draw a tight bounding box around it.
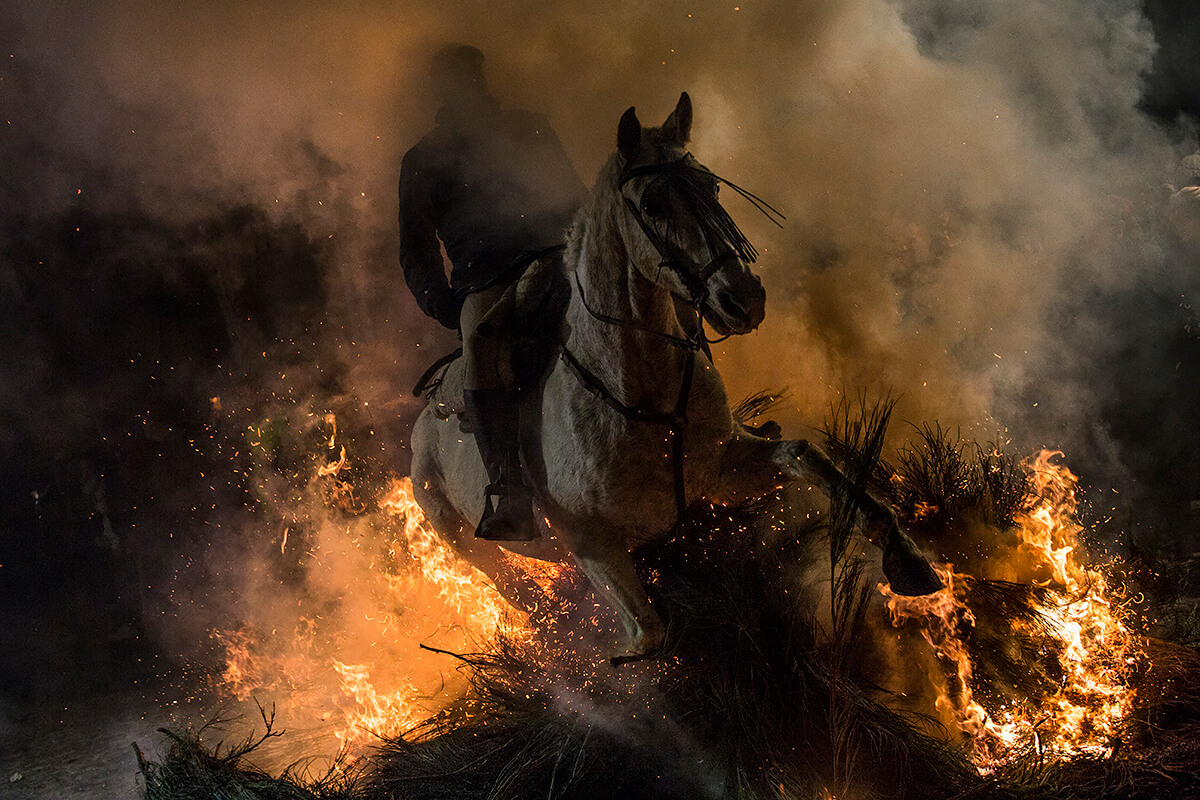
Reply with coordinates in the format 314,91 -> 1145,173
571,270 -> 699,350
562,262 -> 706,521
560,342 -> 697,520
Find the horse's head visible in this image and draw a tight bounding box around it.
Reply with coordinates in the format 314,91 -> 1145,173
614,93 -> 766,336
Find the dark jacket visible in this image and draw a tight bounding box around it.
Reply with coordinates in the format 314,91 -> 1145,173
398,100 -> 586,328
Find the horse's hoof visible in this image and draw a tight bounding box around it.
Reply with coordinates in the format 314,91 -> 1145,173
887,560 -> 943,596
883,536 -> 942,596
745,419 -> 782,440
610,648 -> 660,668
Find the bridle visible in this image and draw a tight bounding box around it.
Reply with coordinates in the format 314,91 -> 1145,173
615,149 -> 783,328
617,153 -> 732,311
560,150 -> 783,521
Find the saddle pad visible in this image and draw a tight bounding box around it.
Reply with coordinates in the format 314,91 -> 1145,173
419,252 -> 569,423
428,356 -> 467,420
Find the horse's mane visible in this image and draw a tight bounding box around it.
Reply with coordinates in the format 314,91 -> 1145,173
564,152 -> 625,276
565,124 -> 682,274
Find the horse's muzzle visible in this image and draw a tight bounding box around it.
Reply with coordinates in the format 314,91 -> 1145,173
705,263 -> 765,335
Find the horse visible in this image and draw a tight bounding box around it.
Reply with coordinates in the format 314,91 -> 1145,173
409,92 -> 941,661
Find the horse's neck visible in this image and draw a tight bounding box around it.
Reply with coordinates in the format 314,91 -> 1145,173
566,242 -> 691,410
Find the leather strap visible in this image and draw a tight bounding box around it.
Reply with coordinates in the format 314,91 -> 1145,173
561,345 -> 695,519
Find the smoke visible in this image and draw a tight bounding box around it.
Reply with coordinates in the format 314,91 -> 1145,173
5,0 -> 1194,419
3,0 -> 1199,759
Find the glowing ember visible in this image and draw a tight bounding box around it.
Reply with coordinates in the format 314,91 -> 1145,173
881,450 -> 1140,771
501,549 -> 577,611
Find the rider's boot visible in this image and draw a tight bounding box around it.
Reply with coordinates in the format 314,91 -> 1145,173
463,389 -> 539,542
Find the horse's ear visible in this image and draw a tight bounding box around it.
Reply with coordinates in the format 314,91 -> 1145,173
662,92 -> 692,144
618,106 -> 641,164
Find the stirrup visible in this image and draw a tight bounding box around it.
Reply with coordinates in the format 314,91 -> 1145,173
474,484 -> 538,542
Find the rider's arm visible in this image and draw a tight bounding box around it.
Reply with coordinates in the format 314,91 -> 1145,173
399,150 -> 460,330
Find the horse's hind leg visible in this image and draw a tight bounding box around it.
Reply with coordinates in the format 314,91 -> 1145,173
411,474 -> 553,618
713,435 -> 941,596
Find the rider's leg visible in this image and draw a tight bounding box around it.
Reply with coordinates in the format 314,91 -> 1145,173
462,284 -> 507,391
461,284 -> 538,542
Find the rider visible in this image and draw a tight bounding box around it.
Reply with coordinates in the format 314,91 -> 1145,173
398,44 -> 587,541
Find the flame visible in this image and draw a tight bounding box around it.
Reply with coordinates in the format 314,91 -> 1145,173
210,414 -> 547,749
323,412 -> 338,449
330,660 -> 425,746
215,410 -> 1139,767
882,450 -> 1140,771
317,445 -> 347,477
881,564 -> 1025,768
378,477 -> 512,632
213,628 -> 267,702
323,478 -> 550,743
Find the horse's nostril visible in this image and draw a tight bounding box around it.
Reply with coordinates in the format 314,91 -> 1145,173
717,291 -> 746,318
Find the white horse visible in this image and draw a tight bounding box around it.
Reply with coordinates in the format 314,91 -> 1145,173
410,93 -> 940,660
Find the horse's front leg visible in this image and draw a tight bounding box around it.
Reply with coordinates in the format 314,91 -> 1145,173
713,435 -> 942,596
560,522 -> 665,663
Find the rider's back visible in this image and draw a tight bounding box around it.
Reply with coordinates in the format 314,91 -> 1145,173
400,104 -> 585,295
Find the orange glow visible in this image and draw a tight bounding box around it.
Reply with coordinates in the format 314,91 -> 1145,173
213,627 -> 266,702
211,415 -> 544,749
378,477 -> 513,632
331,660 -> 425,746
317,445 -> 347,476
882,451 -> 1140,772
215,411 -> 1139,766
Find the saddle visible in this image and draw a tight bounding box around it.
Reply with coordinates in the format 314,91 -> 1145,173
413,250 -> 571,425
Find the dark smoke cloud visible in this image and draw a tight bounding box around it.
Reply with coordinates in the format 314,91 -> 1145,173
1143,0 -> 1200,125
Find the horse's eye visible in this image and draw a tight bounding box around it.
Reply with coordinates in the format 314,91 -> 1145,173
640,195 -> 665,218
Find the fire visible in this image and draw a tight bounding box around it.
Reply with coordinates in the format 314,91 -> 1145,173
317,445 -> 347,477
330,660 -> 425,745
213,627 -> 268,702
211,413 -> 540,750
378,477 -> 512,632
882,450 -> 1140,772
215,408 -> 1138,769
320,477 -> 524,744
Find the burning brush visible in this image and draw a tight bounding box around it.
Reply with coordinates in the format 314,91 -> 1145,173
145,398 -> 1200,800
209,406 -> 525,750
882,450 -> 1142,773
